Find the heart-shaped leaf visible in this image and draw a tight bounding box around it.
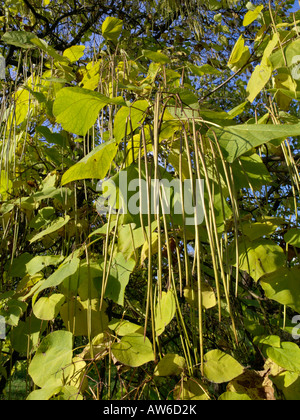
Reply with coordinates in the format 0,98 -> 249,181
203,350 -> 244,383
154,354 -> 186,376
28,331 -> 73,388
267,342 -> 300,373
53,87 -> 125,136
102,17 -> 123,41
260,267 -> 300,312
33,294 -> 65,321
111,334 -> 155,367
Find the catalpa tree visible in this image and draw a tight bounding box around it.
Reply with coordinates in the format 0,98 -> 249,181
0,0 -> 300,401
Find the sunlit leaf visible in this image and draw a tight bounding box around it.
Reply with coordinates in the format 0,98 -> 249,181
209,123 -> 300,162
103,253 -> 136,306
243,5 -> 263,26
174,379 -> 210,400
228,35 -> 250,72
267,342 -> 300,373
102,17 -> 123,41
113,100 -> 149,143
203,350 -> 244,383
2,31 -> 37,48
260,267 -> 300,312
111,333 -> 155,367
154,354 -> 186,376
109,319 -> 143,336
61,140 -> 118,185
63,45 -> 85,63
35,257 -> 80,294
231,239 -> 285,282
142,49 -> 170,64
246,59 -> 272,103
28,331 -> 73,388
155,290 -> 176,336
53,87 -> 126,136
29,216 -> 70,244
60,297 -> 108,337
26,255 -> 64,276
33,293 -> 65,321
219,392 -> 251,400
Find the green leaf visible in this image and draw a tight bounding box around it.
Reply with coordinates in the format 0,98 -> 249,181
111,333 -> 155,367
108,319 -> 143,336
27,385 -> 83,401
113,100 -> 149,143
142,49 -> 170,64
28,331 -> 73,388
0,171 -> 13,200
228,35 -> 250,72
284,228 -> 300,247
246,59 -> 272,103
30,38 -> 69,63
1,299 -> 27,327
174,379 -> 210,400
29,216 -> 70,244
33,294 -> 65,321
60,259 -> 102,300
103,253 -> 136,306
243,5 -> 263,26
203,349 -> 244,383
117,222 -> 157,260
253,334 -> 281,349
9,253 -> 33,278
231,239 -> 285,282
36,126 -> 67,148
27,385 -> 63,401
184,282 -> 217,310
260,267 -> 300,312
53,87 -> 125,136
10,314 -> 47,354
154,354 -> 186,376
26,255 -> 64,276
61,140 -> 118,185
102,17 -> 123,41
63,45 -> 85,63
209,123 -> 300,162
246,34 -> 279,104
35,257 -> 80,294
270,38 -> 300,71
242,220 -> 280,241
271,371 -> 300,400
140,232 -> 159,264
60,297 -> 108,337
75,260 -> 104,301
188,63 -> 221,76
155,290 -> 176,336
267,342 -> 300,373
219,392 -> 251,400
230,153 -> 272,190
2,31 -> 37,48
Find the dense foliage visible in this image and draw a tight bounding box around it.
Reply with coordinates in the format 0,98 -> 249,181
0,0 -> 300,400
